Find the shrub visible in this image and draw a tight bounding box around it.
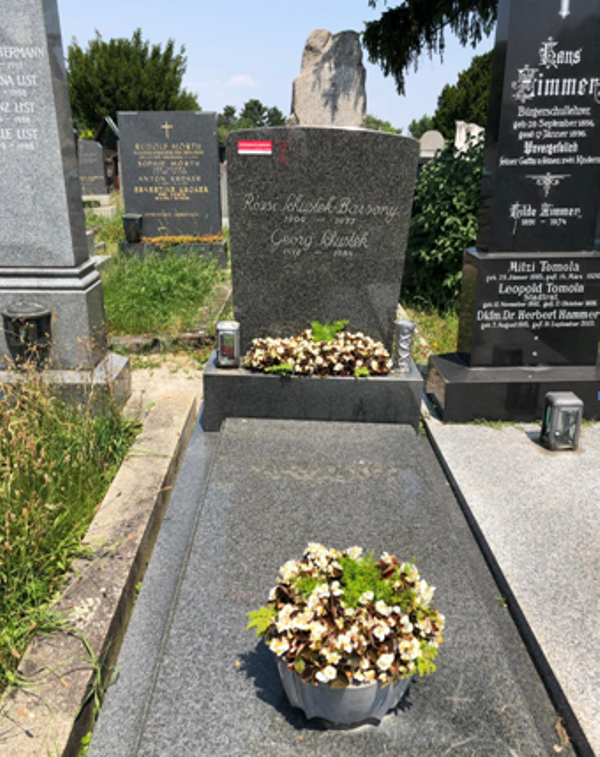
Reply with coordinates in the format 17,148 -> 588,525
404,135 -> 484,311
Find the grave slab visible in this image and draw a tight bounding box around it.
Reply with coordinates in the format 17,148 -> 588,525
90,419 -> 572,757
202,351 -> 423,431
119,111 -> 221,238
227,127 -> 419,352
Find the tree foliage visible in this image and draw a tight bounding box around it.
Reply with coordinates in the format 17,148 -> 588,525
67,29 -> 200,131
364,114 -> 402,134
217,100 -> 286,143
363,0 -> 497,95
433,51 -> 492,138
408,114 -> 434,139
404,135 -> 484,310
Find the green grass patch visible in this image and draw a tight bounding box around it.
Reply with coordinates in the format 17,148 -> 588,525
0,377 -> 140,693
402,304 -> 459,364
101,251 -> 225,336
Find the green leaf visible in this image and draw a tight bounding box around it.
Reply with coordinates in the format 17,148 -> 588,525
264,363 -> 293,376
246,606 -> 278,637
310,319 -> 349,343
294,656 -> 306,674
330,673 -> 350,689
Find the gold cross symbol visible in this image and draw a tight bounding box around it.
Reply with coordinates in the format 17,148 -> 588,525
161,122 -> 174,139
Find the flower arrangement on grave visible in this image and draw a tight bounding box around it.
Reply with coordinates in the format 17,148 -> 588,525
247,543 -> 445,689
243,320 -> 392,377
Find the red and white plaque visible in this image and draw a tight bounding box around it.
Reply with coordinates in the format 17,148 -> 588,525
237,140 -> 273,155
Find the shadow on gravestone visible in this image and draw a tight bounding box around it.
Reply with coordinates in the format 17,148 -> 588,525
288,30 -> 366,128
0,0 -> 129,402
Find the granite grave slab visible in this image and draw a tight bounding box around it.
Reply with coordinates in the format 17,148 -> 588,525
78,139 -> 108,195
118,111 -> 221,238
227,126 -> 419,351
90,419 -> 573,756
428,0 -> 600,420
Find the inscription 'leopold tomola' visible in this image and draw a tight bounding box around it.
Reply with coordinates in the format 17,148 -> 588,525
243,193 -> 400,224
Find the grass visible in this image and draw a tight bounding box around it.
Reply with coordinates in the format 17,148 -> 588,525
101,250 -> 226,336
0,375 -> 140,694
402,303 -> 459,364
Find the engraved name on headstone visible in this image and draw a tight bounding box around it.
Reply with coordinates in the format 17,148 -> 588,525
0,0 -> 110,371
227,127 -> 419,351
118,111 -> 221,238
459,0 -> 600,367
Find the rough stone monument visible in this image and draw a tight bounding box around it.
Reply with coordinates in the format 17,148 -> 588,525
0,0 -> 129,399
118,111 -> 221,238
202,127 -> 422,430
288,30 -> 366,128
428,0 -> 600,421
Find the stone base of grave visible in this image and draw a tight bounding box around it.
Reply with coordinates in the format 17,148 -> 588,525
202,351 -> 423,432
0,352 -> 131,408
118,241 -> 228,268
427,352 -> 600,422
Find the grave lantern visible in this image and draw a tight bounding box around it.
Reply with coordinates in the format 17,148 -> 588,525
2,301 -> 52,368
216,321 -> 240,368
122,213 -> 143,243
540,392 -> 583,451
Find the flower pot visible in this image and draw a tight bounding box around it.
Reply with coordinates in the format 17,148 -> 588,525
276,657 -> 412,726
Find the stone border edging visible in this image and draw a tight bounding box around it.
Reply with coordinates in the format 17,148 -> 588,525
0,390 -> 199,756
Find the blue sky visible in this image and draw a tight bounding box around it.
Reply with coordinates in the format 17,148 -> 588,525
57,0 -> 493,133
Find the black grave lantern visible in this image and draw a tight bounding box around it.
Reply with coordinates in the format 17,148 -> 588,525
540,392 -> 583,451
122,213 -> 143,243
2,301 -> 52,369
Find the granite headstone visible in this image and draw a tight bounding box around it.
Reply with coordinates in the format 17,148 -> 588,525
288,30 -> 366,128
428,0 -> 600,421
0,0 -> 113,373
118,111 -> 221,238
227,127 -> 419,351
78,139 -> 108,195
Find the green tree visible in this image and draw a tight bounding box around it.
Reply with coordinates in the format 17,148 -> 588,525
363,0 -> 497,95
364,114 -> 402,134
217,100 -> 287,142
67,29 -> 200,131
433,51 -> 492,138
404,135 -> 484,310
407,114 -> 434,139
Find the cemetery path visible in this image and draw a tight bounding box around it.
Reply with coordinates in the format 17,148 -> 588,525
89,417 -> 574,757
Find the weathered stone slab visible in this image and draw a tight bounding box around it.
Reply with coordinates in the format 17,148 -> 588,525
227,127 -> 419,351
289,30 -> 366,127
78,139 -> 108,195
119,111 -> 221,238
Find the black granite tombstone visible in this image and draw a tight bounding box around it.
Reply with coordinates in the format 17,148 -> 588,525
78,139 -> 108,195
428,0 -> 600,422
118,111 -> 221,238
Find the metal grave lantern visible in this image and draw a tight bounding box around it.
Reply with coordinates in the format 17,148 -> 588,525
540,392 -> 583,451
216,321 -> 240,368
2,301 -> 52,369
122,213 -> 143,243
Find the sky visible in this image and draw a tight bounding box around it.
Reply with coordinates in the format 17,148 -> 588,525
57,0 -> 494,134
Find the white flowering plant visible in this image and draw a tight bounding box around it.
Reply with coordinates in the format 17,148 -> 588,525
247,543 -> 445,688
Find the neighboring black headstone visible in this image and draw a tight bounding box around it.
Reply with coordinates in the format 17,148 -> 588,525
118,111 -> 221,238
428,0 -> 600,421
0,0 -> 129,399
227,127 -> 419,351
78,139 -> 108,195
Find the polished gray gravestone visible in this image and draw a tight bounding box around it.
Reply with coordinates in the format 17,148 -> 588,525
89,419 -> 573,757
227,127 -> 419,352
78,139 -> 108,195
118,111 -> 221,238
428,0 -> 600,421
0,0 -> 128,394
